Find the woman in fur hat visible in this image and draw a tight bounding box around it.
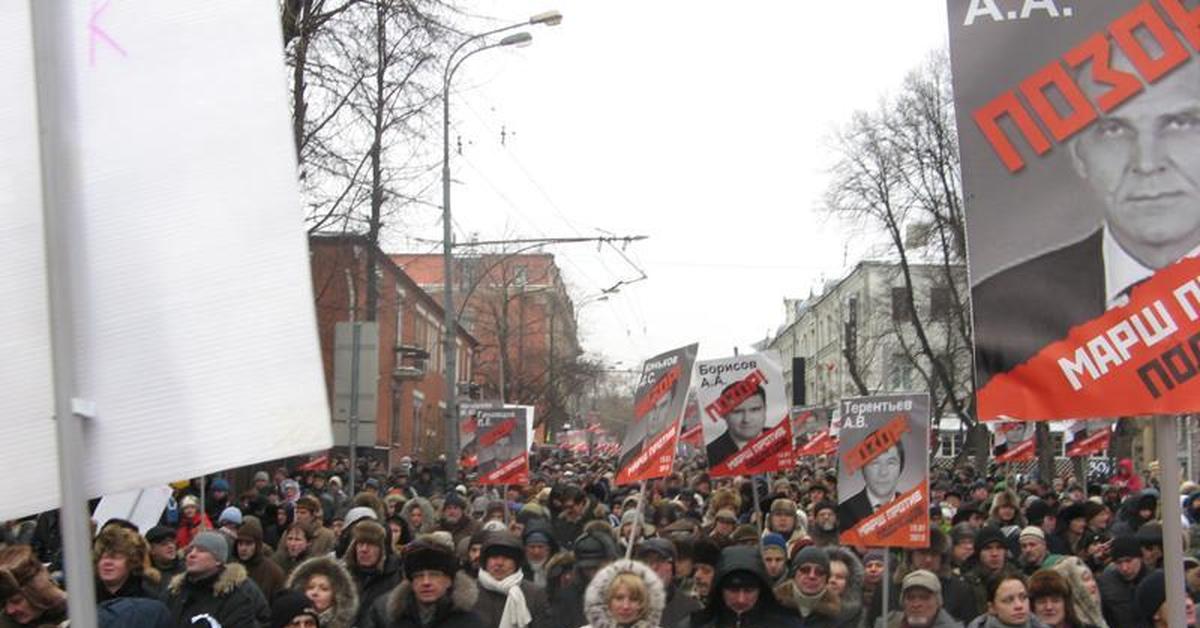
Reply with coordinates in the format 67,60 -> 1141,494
825,545 -> 866,628
401,497 -> 437,535
1049,558 -> 1108,628
93,524 -> 162,602
580,559 -> 666,628
285,555 -> 359,628
0,545 -> 68,627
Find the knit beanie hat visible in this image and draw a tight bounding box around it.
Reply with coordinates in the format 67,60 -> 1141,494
218,506 -> 243,527
790,545 -> 830,575
189,532 -> 229,563
1112,535 -> 1142,560
761,533 -> 788,557
270,590 -> 321,628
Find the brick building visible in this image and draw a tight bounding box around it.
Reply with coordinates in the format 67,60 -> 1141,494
310,235 -> 477,468
395,251 -> 582,436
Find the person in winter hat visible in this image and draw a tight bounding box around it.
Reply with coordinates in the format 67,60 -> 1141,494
0,545 -> 68,626
176,494 -> 213,549
163,531 -> 271,627
774,545 -> 841,627
360,534 -> 483,628
439,493 -> 483,548
472,531 -> 551,628
687,545 -> 801,628
345,519 -> 402,628
1135,568 -> 1197,628
93,523 -> 162,602
270,589 -> 321,628
581,559 -> 666,628
550,528 -> 620,628
402,497 -> 438,534
634,538 -> 701,628
234,515 -> 286,603
877,569 -> 963,628
1049,557 -> 1109,628
825,545 -> 868,628
284,555 -> 358,628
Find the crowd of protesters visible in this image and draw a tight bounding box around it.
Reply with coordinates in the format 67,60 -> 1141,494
0,449 -> 1194,628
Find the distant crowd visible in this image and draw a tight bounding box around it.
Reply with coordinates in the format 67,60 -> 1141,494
0,451 -> 1192,628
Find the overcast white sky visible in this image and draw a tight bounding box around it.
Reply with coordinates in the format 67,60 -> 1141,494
399,1 -> 951,369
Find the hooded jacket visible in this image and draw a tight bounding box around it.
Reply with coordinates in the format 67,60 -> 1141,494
360,572 -> 482,628
164,563 -> 270,628
402,497 -> 438,534
826,546 -> 866,628
687,546 -> 802,628
581,559 -> 666,628
285,555 -> 359,628
1109,489 -> 1158,537
233,515 -> 286,603
773,579 -> 842,628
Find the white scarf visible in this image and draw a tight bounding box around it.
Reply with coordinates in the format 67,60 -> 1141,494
477,570 -> 531,628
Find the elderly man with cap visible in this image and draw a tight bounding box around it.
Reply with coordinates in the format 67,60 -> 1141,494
164,530 -> 270,627
876,570 -> 963,628
1018,526 -> 1062,576
772,546 -> 842,627
472,531 -> 550,628
636,538 -> 702,627
686,545 -> 801,628
521,522 -> 558,588
808,501 -> 840,548
362,534 -> 483,628
345,519 -> 402,628
1098,536 -> 1150,628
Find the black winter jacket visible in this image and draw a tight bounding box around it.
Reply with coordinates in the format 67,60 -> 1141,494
163,564 -> 270,628
361,572 -> 483,628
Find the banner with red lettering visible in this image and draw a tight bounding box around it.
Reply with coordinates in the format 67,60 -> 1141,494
946,0 -> 1200,420
837,393 -> 930,548
475,406 -> 530,485
458,403 -> 495,470
1065,419 -> 1114,457
792,406 -> 837,457
696,352 -> 793,476
991,421 -> 1036,463
615,344 -> 698,485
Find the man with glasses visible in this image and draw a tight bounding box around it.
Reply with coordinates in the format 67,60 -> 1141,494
774,546 -> 843,627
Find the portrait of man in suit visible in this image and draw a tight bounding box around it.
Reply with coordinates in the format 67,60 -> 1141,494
705,381 -> 768,467
838,442 -> 905,533
618,383 -> 680,474
972,31 -> 1200,387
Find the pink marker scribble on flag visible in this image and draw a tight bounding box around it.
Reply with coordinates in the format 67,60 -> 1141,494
89,0 -> 127,67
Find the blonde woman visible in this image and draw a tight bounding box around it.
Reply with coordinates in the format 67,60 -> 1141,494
581,559 -> 666,628
285,555 -> 359,628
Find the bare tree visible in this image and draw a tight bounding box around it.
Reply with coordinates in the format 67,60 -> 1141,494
825,52 -> 986,465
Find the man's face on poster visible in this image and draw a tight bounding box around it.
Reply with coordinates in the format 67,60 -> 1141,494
726,391 -> 766,442
1072,48 -> 1200,268
862,444 -> 902,499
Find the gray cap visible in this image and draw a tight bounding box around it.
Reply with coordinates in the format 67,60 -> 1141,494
902,569 -> 942,599
189,531 -> 229,563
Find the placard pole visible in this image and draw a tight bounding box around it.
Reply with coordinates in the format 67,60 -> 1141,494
625,480 -> 647,559
28,2 -> 98,626
1155,415 -> 1186,627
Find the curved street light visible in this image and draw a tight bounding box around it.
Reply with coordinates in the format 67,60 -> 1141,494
441,13 -> 561,481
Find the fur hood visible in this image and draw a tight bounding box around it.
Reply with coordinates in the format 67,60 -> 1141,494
388,571 -> 478,620
402,497 -> 438,534
772,579 -> 841,619
285,555 -> 359,628
824,546 -> 865,618
167,563 -> 250,597
583,559 -> 666,628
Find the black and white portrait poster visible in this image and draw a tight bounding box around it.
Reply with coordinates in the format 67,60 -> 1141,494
695,352 -> 793,477
615,344 -> 697,485
947,0 -> 1200,420
837,393 -> 930,548
474,405 -> 529,485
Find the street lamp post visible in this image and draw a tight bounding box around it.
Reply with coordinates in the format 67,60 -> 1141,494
442,11 -> 561,483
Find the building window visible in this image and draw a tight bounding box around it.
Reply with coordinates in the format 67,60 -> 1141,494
888,352 -> 912,390
937,431 -> 966,457
930,286 -> 952,319
891,287 -> 912,322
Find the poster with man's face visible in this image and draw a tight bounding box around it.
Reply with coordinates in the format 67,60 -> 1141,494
474,406 -> 529,485
615,343 -> 698,485
457,402 -> 497,469
695,352 -> 792,476
947,1 -> 1200,420
990,420 -> 1036,462
837,393 -> 930,548
793,406 -> 838,457
1065,419 -> 1114,457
